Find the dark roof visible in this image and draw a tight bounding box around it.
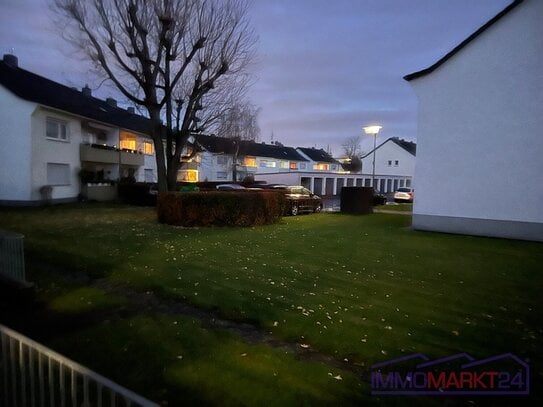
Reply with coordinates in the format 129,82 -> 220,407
241,141 -> 308,161
362,137 -> 416,158
390,137 -> 416,156
297,147 -> 340,164
404,0 -> 524,81
194,134 -> 308,161
194,134 -> 236,154
0,59 -> 152,135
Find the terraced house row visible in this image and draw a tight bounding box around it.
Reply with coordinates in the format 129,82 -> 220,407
0,54 -> 415,205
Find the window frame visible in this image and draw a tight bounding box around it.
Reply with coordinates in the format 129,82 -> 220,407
46,118 -> 69,142
243,156 -> 257,167
143,141 -> 154,155
120,132 -> 138,151
46,163 -> 71,186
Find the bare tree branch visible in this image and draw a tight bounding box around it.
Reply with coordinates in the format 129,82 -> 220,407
52,0 -> 257,191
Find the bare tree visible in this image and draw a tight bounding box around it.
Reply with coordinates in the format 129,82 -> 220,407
216,101 -> 260,142
52,0 -> 257,191
341,135 -> 364,173
342,135 -> 363,159
214,101 -> 260,181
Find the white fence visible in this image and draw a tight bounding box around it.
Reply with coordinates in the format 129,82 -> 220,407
0,324 -> 158,407
0,230 -> 26,284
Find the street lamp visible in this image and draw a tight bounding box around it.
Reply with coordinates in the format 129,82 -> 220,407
363,125 -> 382,189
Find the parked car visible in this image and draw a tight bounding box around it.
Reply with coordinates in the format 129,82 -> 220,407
394,187 -> 414,203
373,190 -> 387,206
271,185 -> 322,215
216,184 -> 246,190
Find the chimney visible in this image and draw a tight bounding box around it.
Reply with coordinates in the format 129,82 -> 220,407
3,54 -> 18,68
82,84 -> 92,97
106,97 -> 117,107
127,106 -> 135,114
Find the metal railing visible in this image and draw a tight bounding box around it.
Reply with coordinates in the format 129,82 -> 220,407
0,324 -> 158,407
0,230 -> 26,284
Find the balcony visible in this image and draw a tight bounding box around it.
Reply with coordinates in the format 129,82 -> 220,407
80,144 -> 144,166
120,149 -> 144,166
80,143 -> 119,164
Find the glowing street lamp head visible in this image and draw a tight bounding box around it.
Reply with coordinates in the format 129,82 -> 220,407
363,125 -> 382,136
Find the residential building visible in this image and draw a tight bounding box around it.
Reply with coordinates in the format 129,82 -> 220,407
404,0 -> 543,241
190,135 -> 309,182
360,137 -> 416,193
0,54 -> 157,205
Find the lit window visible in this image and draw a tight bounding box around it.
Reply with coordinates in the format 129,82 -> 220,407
243,156 -> 257,167
120,131 -> 137,150
280,161 -> 289,169
260,160 -> 276,168
394,160 -> 399,166
177,169 -> 198,182
143,141 -> 154,155
47,163 -> 70,185
46,118 -> 68,141
290,162 -> 298,170
313,163 -> 329,171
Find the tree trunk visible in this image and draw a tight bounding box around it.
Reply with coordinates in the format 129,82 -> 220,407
232,139 -> 240,181
167,155 -> 178,191
150,110 -> 168,193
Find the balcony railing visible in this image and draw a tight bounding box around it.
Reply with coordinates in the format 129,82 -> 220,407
80,144 -> 144,166
0,230 -> 27,285
0,324 -> 158,407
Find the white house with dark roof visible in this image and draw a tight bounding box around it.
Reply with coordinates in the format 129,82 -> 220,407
360,137 -> 416,193
189,135 -> 310,182
0,54 -> 157,205
404,0 -> 543,241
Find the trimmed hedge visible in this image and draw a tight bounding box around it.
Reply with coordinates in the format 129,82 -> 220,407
157,191 -> 286,227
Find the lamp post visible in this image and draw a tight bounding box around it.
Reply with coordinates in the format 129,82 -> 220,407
363,125 -> 382,189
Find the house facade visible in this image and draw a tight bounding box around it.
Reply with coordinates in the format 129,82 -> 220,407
0,55 -> 157,205
188,135 -> 311,183
404,0 -> 543,241
182,135 -> 417,196
360,137 -> 416,193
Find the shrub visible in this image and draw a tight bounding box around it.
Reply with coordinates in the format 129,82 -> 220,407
118,182 -> 156,206
157,191 -> 286,227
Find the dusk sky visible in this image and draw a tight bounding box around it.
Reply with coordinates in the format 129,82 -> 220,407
0,0 -> 511,155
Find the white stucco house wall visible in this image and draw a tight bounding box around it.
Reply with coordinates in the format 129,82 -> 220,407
360,137 -> 416,193
185,135 -> 375,195
251,147 -> 365,196
0,54 -> 158,205
404,0 -> 543,241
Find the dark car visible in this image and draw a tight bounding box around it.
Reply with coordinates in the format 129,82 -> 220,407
272,185 -> 322,215
216,183 -> 246,190
373,190 -> 387,206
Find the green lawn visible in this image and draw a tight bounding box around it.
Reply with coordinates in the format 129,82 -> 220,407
1,203 -> 542,406
380,203 -> 413,212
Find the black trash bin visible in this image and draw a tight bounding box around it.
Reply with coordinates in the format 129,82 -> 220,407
340,186 -> 373,214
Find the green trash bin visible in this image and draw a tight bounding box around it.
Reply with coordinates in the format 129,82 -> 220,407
180,185 -> 200,192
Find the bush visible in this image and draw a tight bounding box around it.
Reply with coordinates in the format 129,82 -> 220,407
157,191 -> 286,227
118,182 -> 157,206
